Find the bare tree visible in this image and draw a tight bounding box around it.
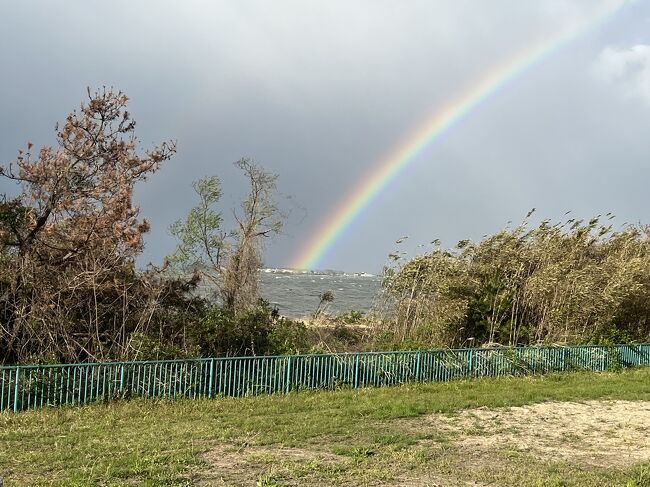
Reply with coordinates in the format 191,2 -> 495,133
221,158 -> 283,314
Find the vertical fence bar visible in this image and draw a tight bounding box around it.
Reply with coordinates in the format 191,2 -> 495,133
119,364 -> 125,395
216,359 -> 223,396
640,344 -> 644,366
26,369 -> 32,410
285,356 -> 292,394
354,355 -> 360,388
208,358 -> 214,398
468,349 -> 474,378
1,369 -> 5,411
13,366 -> 20,413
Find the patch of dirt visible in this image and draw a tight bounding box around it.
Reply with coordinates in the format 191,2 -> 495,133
426,400 -> 650,468
193,400 -> 650,485
194,444 -> 344,485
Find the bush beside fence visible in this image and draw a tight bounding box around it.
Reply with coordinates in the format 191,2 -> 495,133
2,344 -> 649,413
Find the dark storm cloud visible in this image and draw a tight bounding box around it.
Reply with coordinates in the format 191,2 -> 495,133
1,1 -> 648,272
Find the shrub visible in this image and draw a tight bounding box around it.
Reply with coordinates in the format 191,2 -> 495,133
127,332 -> 191,361
188,299 -> 309,356
268,318 -> 310,355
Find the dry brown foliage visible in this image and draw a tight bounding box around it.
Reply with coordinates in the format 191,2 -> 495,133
0,88 -> 176,363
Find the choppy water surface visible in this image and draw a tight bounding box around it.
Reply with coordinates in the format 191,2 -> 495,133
258,269 -> 382,318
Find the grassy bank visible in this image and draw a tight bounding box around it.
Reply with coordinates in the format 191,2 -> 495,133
2,368 -> 650,486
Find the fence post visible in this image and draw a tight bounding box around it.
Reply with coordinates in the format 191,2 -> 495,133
13,366 -> 20,413
415,351 -> 421,382
285,356 -> 292,394
208,358 -> 214,398
354,355 -> 360,388
468,349 -> 474,378
119,364 -> 125,395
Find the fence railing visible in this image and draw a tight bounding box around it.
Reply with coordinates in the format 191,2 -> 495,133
2,343 -> 649,413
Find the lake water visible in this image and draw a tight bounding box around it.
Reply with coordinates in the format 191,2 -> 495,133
258,269 -> 383,318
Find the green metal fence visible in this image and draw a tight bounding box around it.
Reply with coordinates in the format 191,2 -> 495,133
2,343 -> 649,413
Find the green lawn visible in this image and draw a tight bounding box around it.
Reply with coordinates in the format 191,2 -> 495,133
2,368 -> 650,486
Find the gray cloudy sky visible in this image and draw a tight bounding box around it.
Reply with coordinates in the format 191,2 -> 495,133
1,1 -> 649,272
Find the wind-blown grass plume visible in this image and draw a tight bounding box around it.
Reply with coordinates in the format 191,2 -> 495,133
381,213 -> 650,347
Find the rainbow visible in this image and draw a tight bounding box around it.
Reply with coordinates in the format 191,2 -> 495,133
292,0 -> 627,270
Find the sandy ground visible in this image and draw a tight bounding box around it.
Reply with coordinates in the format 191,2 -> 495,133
431,399 -> 650,467
194,399 -> 650,486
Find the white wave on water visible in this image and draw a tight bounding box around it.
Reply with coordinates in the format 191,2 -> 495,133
261,268 -> 375,278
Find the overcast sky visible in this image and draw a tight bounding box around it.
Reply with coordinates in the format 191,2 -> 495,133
1,1 -> 649,273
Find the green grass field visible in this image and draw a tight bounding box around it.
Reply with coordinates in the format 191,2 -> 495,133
2,368 -> 650,486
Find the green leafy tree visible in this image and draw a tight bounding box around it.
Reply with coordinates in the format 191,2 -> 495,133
168,176 -> 228,290
169,158 -> 283,315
